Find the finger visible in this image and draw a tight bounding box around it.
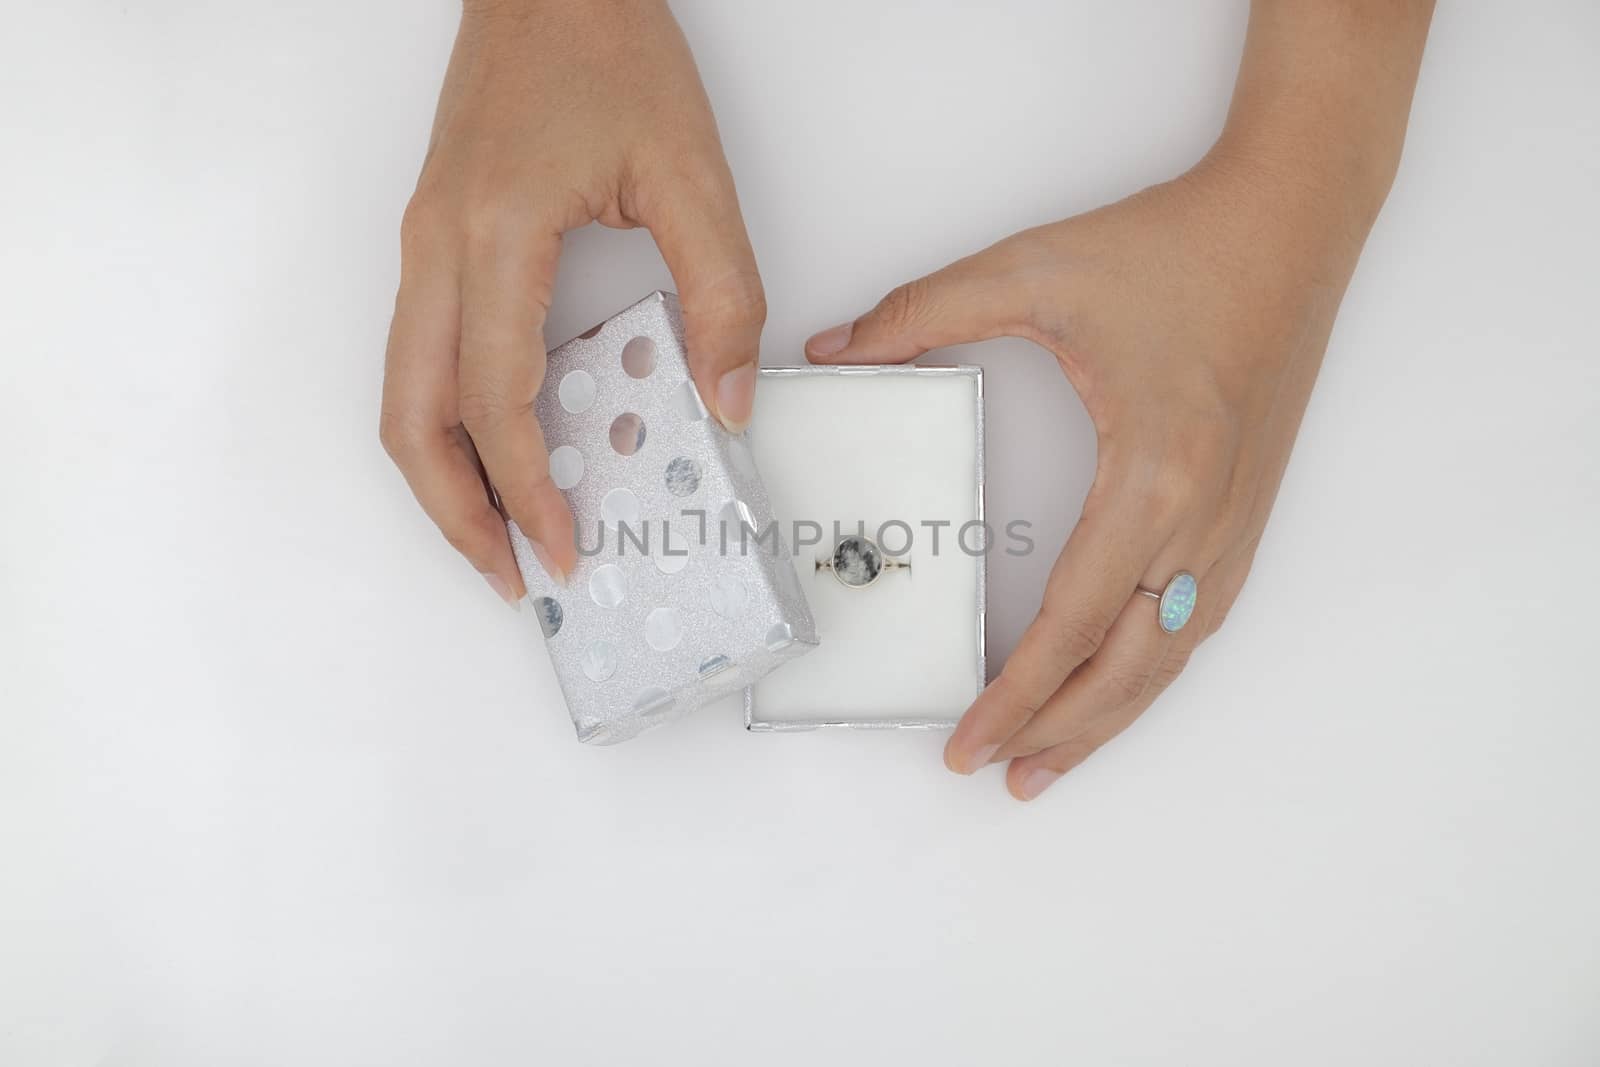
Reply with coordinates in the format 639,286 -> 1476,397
644,164 -> 766,433
381,256 -> 525,608
1006,699 -> 1144,801
990,578 -> 1179,763
804,237 -> 1035,365
943,481 -> 1174,774
1004,578 -> 1213,801
990,524 -> 1214,760
457,222 -> 577,584
1199,537 -> 1258,643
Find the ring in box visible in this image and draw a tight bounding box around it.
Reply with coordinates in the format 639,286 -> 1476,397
744,365 -> 986,730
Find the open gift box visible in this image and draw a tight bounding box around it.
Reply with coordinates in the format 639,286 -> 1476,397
508,294 -> 985,743
744,365 -> 986,730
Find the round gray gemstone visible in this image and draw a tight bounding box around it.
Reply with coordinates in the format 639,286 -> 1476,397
831,535 -> 882,588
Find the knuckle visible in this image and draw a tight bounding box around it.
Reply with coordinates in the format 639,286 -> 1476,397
1235,529 -> 1264,565
457,377 -> 533,434
668,153 -> 734,202
1100,664 -> 1150,706
1043,607 -> 1112,665
1139,463 -> 1212,531
641,146 -> 739,211
399,194 -> 445,253
695,270 -> 767,333
1148,646 -> 1192,693
873,277 -> 932,333
1144,475 -> 1194,524
1201,586 -> 1244,641
378,409 -> 424,462
1078,478 -> 1120,526
988,670 -> 1049,721
1204,510 -> 1252,558
1183,419 -> 1240,474
461,194 -> 531,247
456,388 -> 507,432
1110,450 -> 1189,525
1201,610 -> 1229,642
1117,425 -> 1240,524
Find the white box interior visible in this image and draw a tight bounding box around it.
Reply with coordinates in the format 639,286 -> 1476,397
746,367 -> 984,727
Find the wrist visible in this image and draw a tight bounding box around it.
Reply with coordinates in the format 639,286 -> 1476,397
1203,1 -> 1434,257
1179,88 -> 1405,285
1206,113 -> 1398,243
1154,142 -> 1369,309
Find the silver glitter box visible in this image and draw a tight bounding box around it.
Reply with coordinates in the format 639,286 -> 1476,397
508,292 -> 817,745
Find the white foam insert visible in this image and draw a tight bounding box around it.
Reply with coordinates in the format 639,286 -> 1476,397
747,368 -> 983,725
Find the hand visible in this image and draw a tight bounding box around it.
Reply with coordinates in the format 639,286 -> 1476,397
805,153 -> 1376,799
380,0 -> 764,605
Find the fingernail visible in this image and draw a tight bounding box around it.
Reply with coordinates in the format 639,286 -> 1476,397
529,540 -> 567,587
806,321 -> 853,358
961,743 -> 1001,775
716,362 -> 757,433
482,572 -> 521,611
1018,768 -> 1063,801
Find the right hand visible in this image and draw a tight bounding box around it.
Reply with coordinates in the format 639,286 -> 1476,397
380,0 -> 765,605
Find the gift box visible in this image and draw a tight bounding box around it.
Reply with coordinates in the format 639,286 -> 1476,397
508,292 -> 817,745
744,365 -> 987,730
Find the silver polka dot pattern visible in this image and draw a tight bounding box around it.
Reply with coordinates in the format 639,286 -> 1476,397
600,487 -> 641,527
620,336 -> 656,379
708,574 -> 747,620
674,379 -> 708,421
698,654 -> 732,678
652,526 -> 691,575
644,607 -> 683,652
633,686 -> 673,716
609,412 -> 646,456
664,456 -> 701,497
588,564 -> 627,609
548,445 -> 585,490
532,597 -> 563,639
558,369 -> 596,413
503,292 -> 817,746
581,640 -> 619,682
764,621 -> 794,652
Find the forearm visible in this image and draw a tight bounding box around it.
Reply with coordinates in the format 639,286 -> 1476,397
1206,0 -> 1435,250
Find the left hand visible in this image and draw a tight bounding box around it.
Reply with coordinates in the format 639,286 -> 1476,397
805,152 -> 1373,800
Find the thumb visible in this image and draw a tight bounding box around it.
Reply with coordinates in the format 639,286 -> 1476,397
806,242 -> 1033,365
647,176 -> 767,433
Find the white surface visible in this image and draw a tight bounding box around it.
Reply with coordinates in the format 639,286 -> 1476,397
2,2 -> 1598,1065
748,369 -> 982,725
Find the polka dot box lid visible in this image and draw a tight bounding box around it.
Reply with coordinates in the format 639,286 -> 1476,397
508,292 -> 819,744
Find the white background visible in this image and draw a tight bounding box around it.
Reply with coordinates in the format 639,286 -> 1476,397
3,1 -> 1598,1064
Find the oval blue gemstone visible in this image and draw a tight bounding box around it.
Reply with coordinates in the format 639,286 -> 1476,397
1158,572 -> 1198,633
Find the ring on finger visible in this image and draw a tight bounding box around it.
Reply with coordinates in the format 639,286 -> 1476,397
1135,571 -> 1198,634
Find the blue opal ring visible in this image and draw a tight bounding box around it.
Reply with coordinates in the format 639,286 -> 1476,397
1137,571 -> 1198,634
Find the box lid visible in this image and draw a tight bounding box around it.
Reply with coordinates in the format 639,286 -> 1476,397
508,292 -> 817,744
